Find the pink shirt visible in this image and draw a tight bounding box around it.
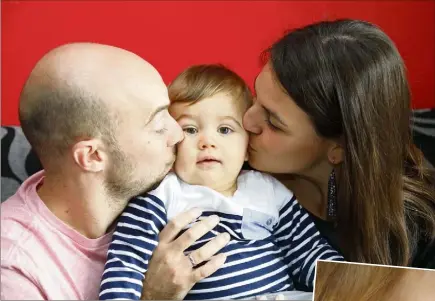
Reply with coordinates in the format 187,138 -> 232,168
1,171 -> 114,300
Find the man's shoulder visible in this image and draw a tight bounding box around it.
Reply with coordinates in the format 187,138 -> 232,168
1,194 -> 41,262
1,171 -> 44,222
2,195 -> 36,232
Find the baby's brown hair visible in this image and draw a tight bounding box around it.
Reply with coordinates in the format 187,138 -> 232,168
168,64 -> 252,113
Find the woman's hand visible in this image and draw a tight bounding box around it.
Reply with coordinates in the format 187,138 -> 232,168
141,208 -> 230,300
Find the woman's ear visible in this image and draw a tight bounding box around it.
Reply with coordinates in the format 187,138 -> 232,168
327,142 -> 344,165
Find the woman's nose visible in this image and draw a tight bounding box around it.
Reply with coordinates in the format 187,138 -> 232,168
243,105 -> 263,135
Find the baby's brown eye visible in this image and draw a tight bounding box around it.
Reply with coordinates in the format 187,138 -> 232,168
218,127 -> 233,135
183,127 -> 197,135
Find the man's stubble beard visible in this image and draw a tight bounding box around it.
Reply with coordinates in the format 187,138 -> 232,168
145,157 -> 175,192
104,148 -> 175,204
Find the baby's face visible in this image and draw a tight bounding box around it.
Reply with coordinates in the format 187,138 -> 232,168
169,93 -> 249,191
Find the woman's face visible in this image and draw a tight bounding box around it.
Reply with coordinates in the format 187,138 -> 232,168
243,63 -> 331,175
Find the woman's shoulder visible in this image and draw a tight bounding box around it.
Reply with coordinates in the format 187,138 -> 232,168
411,234 -> 435,269
403,169 -> 435,268
406,199 -> 435,269
409,206 -> 435,269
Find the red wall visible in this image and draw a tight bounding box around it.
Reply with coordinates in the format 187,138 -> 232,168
2,1 -> 434,125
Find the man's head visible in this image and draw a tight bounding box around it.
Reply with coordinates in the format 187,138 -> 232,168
19,43 -> 183,200
168,64 -> 252,192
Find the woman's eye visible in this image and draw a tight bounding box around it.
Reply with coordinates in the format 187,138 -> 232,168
183,127 -> 197,135
218,126 -> 233,135
266,119 -> 280,131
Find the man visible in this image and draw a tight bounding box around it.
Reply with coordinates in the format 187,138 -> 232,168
0,43 -> 229,300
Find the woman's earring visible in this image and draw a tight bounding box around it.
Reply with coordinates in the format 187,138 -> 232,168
327,168 -> 337,220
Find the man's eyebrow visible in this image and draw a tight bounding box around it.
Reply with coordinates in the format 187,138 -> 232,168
146,104 -> 169,125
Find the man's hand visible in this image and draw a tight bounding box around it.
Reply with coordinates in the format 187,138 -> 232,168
141,208 -> 230,300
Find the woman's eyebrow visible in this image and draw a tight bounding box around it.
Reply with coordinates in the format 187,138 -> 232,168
264,106 -> 287,127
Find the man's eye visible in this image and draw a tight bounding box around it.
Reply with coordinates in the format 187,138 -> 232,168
218,126 -> 233,135
183,127 -> 197,135
156,128 -> 168,134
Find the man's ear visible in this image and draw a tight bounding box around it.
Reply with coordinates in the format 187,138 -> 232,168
327,140 -> 344,165
72,139 -> 108,172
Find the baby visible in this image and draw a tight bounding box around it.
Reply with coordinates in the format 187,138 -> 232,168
99,65 -> 343,300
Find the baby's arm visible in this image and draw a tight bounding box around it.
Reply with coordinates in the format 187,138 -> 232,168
99,194 -> 168,300
272,181 -> 343,290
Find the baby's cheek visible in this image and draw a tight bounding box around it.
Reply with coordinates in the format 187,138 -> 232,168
173,158 -> 195,185
174,149 -> 194,174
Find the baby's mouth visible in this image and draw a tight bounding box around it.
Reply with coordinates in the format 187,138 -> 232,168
197,158 -> 222,165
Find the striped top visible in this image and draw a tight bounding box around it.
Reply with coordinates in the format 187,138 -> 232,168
99,171 -> 343,300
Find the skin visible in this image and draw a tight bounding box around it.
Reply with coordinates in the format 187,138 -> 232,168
170,93 -> 249,197
243,63 -> 344,219
20,43 -> 230,300
314,261 -> 435,301
388,268 -> 435,301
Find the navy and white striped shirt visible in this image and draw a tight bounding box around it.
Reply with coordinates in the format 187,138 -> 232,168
99,171 -> 343,300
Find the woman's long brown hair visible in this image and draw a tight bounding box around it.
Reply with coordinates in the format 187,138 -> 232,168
268,19 -> 435,265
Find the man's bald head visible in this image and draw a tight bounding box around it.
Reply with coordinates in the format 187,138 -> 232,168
19,42 -> 163,169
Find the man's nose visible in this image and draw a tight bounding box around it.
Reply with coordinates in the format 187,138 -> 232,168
167,118 -> 184,147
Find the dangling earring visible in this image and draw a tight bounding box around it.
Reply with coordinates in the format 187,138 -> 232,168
327,168 -> 337,220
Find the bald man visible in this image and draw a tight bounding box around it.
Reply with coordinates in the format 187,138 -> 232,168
1,43 -> 229,300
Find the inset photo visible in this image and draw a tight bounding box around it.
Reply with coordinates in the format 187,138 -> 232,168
314,260 -> 435,301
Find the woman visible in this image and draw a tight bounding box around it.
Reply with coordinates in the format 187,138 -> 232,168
140,19 -> 435,300
243,19 -> 435,268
